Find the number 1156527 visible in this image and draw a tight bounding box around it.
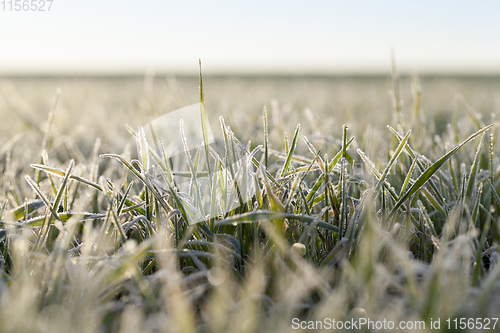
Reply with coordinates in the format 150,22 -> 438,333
1,0 -> 53,11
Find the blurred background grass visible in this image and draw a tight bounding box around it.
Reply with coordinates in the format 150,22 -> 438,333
3,75 -> 500,150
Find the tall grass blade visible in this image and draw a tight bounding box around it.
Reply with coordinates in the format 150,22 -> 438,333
465,135 -> 484,200
117,181 -> 134,216
280,124 -> 300,178
137,126 -> 150,174
306,137 -> 354,204
30,164 -> 103,191
263,106 -> 269,168
375,130 -> 411,193
24,175 -> 62,222
339,125 -> 349,239
199,60 -> 212,188
388,125 -> 449,216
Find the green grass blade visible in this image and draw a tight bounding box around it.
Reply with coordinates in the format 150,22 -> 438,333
180,119 -> 204,215
280,124 -> 300,178
339,125 -> 349,238
117,181 -> 134,216
263,106 -> 269,168
388,125 -> 448,215
465,135 -> 484,200
52,160 -> 75,211
159,139 -> 173,183
24,175 -> 62,222
214,210 -> 339,233
400,157 -> 417,197
199,60 -> 212,188
30,164 -> 103,191
26,212 -> 105,226
137,126 -> 150,174
459,95 -> 485,130
260,165 -> 285,234
388,124 -> 493,219
100,154 -> 173,216
299,146 -> 323,189
375,130 -> 411,193
357,148 -> 400,201
306,137 -> 354,204
9,200 -> 44,221
481,170 -> 500,206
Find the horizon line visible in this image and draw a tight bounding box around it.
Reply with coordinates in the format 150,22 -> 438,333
2,71 -> 500,79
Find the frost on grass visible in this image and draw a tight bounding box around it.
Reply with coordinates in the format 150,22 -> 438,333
1,76 -> 500,332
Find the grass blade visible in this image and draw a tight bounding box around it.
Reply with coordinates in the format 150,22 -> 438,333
199,60 -> 212,189
375,130 -> 411,193
465,135 -> 484,200
214,210 -> 339,232
30,164 -> 103,191
264,106 -> 269,168
388,124 -> 493,219
280,124 -> 300,178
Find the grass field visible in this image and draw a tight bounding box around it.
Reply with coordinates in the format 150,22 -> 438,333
2,71 -> 500,332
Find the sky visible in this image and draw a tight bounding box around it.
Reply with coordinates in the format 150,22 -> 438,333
0,0 -> 499,75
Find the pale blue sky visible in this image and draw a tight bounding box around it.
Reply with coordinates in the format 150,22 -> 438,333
1,1 -> 499,74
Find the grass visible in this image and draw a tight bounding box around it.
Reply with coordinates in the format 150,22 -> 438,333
1,70 -> 500,332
